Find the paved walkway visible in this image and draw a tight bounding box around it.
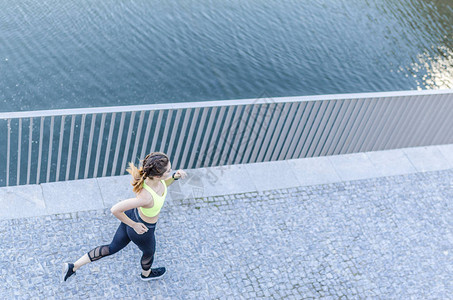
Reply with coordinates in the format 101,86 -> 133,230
0,144 -> 452,299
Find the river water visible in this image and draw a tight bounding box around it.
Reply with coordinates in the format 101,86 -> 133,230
0,0 -> 452,112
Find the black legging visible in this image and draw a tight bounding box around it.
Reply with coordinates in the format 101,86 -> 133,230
87,208 -> 156,271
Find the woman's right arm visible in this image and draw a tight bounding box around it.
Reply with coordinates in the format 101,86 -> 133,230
110,194 -> 151,234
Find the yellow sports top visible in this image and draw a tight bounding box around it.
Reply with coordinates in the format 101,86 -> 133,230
140,180 -> 167,217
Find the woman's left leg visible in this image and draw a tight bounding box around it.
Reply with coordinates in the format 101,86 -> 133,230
127,224 -> 156,275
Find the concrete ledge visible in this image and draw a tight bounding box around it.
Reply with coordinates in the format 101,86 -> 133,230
0,185 -> 46,219
287,156 -> 342,186
435,144 -> 453,169
328,152 -> 381,181
41,178 -> 104,215
403,146 -> 452,172
1,143 -> 452,220
97,175 -> 135,208
244,160 -> 300,192
366,149 -> 417,176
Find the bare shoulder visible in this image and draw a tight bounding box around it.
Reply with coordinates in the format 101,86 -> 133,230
136,188 -> 153,206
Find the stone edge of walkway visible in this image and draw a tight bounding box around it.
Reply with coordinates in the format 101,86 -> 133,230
1,143 -> 452,220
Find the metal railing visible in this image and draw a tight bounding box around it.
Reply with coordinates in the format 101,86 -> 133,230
1,89 -> 452,187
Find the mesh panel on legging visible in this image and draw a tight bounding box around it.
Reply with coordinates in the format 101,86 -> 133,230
141,254 -> 154,271
88,245 -> 110,261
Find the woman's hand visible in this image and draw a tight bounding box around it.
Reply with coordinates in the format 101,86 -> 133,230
173,169 -> 187,179
132,222 -> 148,234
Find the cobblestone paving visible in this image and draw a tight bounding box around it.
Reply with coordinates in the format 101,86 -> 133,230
1,169 -> 452,299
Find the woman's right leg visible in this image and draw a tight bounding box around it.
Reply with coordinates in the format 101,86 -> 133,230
74,220 -> 131,271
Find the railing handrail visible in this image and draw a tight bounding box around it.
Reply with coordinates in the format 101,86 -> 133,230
1,89 -> 452,120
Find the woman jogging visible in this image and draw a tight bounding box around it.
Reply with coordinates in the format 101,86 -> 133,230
62,152 -> 187,282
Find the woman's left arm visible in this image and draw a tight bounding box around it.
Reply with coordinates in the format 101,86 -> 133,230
164,169 -> 187,187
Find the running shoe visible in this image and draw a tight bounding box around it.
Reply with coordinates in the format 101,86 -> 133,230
140,267 -> 166,281
62,263 -> 76,282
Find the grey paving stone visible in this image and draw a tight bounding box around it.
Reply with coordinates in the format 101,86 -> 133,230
2,149 -> 453,299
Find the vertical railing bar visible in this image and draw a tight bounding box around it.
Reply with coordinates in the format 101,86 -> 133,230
111,112 -> 126,176
172,108 -> 192,168
266,102 -> 293,161
255,103 -> 281,162
359,98 -> 388,152
199,106 -> 223,167
235,104 -> 261,164
6,119 -> 11,187
214,106 -> 236,166
56,115 -> 66,182
406,94 -> 439,146
241,104 -> 265,164
379,96 -> 412,150
300,101 -> 330,158
93,113 -> 106,178
294,101 -> 323,159
180,108 -> 200,169
247,104 -> 272,163
36,117 -> 44,184
198,106 -> 221,168
188,107 -> 210,169
324,100 -> 355,156
273,102 -> 299,161
167,109 -> 182,160
262,102 -> 288,162
372,96 -> 407,151
160,110 -> 174,153
102,113 -> 116,177
221,105 -> 246,166
149,110 -> 164,155
370,96 -> 403,151
432,94 -> 453,144
281,103 -> 309,160
315,101 -> 344,157
230,104 -> 254,165
120,111 -> 136,175
130,111 -> 145,165
288,102 -> 317,159
74,114 -> 86,180
17,119 -> 22,186
65,115 -> 76,181
139,111 -> 156,160
355,98 -> 383,152
388,95 -> 424,149
398,95 -> 426,148
351,98 -> 378,153
364,98 -> 395,152
46,116 -> 54,183
416,94 -> 441,146
426,94 -> 450,145
84,114 -> 97,179
343,98 -> 374,154
27,117 -> 33,185
330,99 -> 362,155
311,100 -> 341,157
335,99 -> 367,155
279,102 -> 305,160
225,105 -> 248,166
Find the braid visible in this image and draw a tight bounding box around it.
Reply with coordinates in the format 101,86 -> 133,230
128,152 -> 169,193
